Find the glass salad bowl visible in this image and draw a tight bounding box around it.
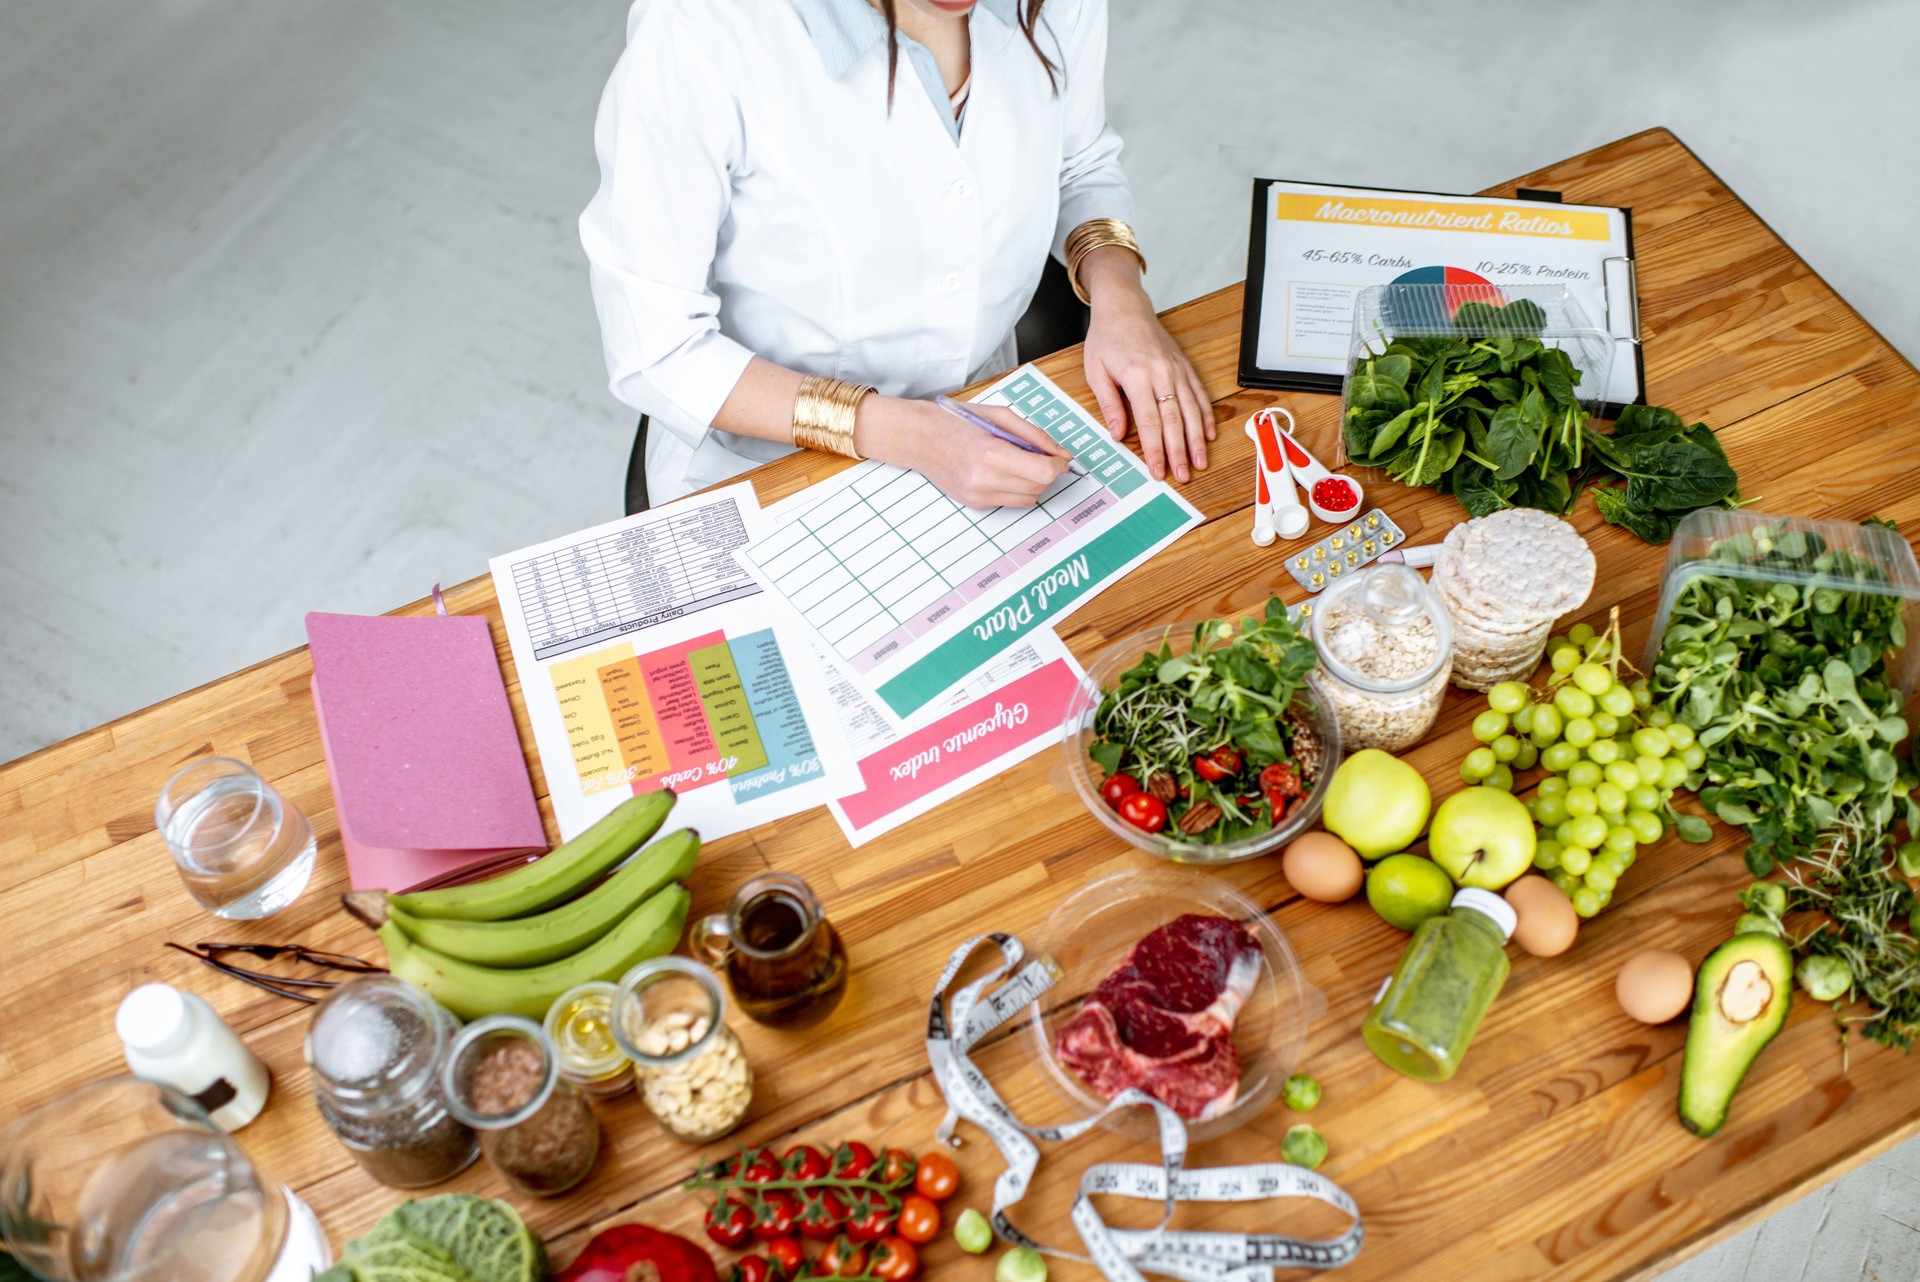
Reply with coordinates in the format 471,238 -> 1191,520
1022,868 -> 1323,1142
1060,620 -> 1342,864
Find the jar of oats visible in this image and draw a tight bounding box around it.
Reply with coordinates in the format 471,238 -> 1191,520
1308,562 -> 1453,753
611,957 -> 753,1144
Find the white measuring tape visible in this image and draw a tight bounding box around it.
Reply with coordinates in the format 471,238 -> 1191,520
926,934 -> 1364,1280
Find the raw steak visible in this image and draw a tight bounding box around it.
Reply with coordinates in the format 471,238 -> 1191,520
1053,914 -> 1261,1120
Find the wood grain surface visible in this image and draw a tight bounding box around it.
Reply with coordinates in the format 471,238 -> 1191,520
4,128 -> 1917,1282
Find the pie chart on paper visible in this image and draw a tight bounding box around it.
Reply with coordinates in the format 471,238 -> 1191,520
1389,265 -> 1499,319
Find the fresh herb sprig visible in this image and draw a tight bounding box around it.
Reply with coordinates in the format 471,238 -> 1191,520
1342,298 -> 1739,539
1088,599 -> 1317,843
1652,519 -> 1917,872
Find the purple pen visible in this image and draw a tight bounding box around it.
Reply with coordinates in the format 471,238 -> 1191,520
935,395 -> 1089,478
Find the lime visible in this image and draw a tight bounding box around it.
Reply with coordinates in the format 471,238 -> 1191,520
1366,854 -> 1454,931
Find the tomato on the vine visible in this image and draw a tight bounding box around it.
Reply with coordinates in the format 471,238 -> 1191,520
730,1256 -> 772,1282
896,1194 -> 940,1244
870,1237 -> 920,1281
1192,747 -> 1243,782
763,1238 -> 805,1277
743,1148 -> 783,1183
815,1235 -> 868,1278
1099,773 -> 1141,809
796,1190 -> 848,1242
783,1144 -> 831,1182
875,1148 -> 916,1186
752,1191 -> 799,1241
912,1152 -> 959,1201
844,1191 -> 897,1243
830,1141 -> 877,1180
1118,792 -> 1167,833
705,1196 -> 754,1249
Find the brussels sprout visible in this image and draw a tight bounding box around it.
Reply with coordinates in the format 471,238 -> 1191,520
1282,1124 -> 1328,1170
1897,841 -> 1920,879
1796,955 -> 1852,1002
1282,1072 -> 1321,1112
1734,912 -> 1782,937
1739,881 -> 1788,918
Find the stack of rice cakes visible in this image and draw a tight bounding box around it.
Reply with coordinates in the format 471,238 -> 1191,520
1432,508 -> 1595,691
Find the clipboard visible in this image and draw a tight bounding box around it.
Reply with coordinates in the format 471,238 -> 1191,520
1237,178 -> 1646,418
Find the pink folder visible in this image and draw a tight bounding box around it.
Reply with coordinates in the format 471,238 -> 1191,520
306,611 -> 548,892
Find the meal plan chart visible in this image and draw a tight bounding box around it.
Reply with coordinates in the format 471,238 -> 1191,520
743,365 -> 1201,720
489,483 -> 856,841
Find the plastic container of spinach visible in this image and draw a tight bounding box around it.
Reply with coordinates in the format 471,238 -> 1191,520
1644,510 -> 1920,700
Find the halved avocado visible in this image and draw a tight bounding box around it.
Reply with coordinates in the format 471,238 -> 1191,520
1679,931 -> 1794,1138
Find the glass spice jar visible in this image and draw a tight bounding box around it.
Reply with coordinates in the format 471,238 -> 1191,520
1307,562 -> 1453,753
443,1016 -> 601,1198
544,981 -> 635,1100
306,976 -> 478,1188
612,958 -> 753,1144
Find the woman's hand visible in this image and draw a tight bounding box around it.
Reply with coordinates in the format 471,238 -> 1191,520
856,396 -> 1070,509
1078,246 -> 1216,483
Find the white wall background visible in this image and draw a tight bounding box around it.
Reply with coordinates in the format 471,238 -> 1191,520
2,5 -> 1917,1269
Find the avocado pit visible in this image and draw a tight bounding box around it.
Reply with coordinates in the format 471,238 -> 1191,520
1717,958 -> 1773,1024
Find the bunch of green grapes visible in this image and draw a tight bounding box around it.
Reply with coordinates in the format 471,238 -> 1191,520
1458,621 -> 1707,919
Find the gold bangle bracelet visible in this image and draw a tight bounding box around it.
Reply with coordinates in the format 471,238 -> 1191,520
1065,217 -> 1146,305
791,375 -> 873,460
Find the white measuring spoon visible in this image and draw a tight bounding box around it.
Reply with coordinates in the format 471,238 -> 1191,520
1246,408 -> 1310,539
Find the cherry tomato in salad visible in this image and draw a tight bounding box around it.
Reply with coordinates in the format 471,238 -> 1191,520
1118,792 -> 1168,833
1259,762 -> 1301,798
831,1141 -> 877,1180
752,1191 -> 799,1241
783,1144 -> 831,1182
844,1191 -> 898,1243
815,1236 -> 868,1278
896,1194 -> 941,1244
870,1237 -> 920,1281
1099,773 -> 1142,809
797,1190 -> 849,1242
912,1152 -> 959,1201
877,1148 -> 917,1186
763,1238 -> 805,1277
705,1196 -> 754,1249
1192,747 -> 1243,782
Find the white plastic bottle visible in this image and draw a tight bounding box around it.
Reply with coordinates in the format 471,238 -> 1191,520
115,982 -> 271,1130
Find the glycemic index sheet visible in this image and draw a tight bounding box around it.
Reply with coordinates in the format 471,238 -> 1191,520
741,365 -> 1201,721
489,482 -> 857,841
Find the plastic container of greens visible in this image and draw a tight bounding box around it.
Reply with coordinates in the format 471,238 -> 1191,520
1643,509 -> 1920,700
1060,622 -> 1342,864
1337,282 -> 1615,469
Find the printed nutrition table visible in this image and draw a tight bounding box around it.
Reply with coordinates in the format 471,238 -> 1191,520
511,499 -> 757,661
747,369 -> 1153,674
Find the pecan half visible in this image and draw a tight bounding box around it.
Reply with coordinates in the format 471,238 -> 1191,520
1145,770 -> 1179,802
1177,801 -> 1224,835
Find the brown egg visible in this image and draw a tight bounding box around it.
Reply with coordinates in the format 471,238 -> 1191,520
1503,876 -> 1579,958
1616,949 -> 1695,1024
1281,831 -> 1364,903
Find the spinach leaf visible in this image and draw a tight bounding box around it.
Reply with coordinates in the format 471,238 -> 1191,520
1485,402 -> 1535,480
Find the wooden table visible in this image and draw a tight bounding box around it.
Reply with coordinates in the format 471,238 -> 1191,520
5,128 -> 1917,1281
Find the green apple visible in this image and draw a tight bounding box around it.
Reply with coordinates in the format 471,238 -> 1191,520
1429,788 -> 1536,889
1322,748 -> 1430,859
1366,854 -> 1454,931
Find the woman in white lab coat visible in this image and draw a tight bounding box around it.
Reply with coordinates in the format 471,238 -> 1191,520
580,0 -> 1214,510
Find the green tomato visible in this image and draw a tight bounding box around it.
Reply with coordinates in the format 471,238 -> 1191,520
1626,809 -> 1664,844
1572,662 -> 1614,696
1559,845 -> 1593,876
1472,710 -> 1509,743
1796,955 -> 1852,1002
1569,815 -> 1609,851
1491,734 -> 1520,763
1488,682 -> 1531,715
1566,761 -> 1603,789
1282,1072 -> 1322,1111
997,1247 -> 1048,1282
955,1208 -> 994,1255
1542,742 -> 1582,774
1587,739 -> 1622,765
1554,686 -> 1596,720
1282,1124 -> 1329,1170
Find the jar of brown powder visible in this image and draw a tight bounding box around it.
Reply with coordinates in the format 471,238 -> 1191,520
442,1015 -> 600,1198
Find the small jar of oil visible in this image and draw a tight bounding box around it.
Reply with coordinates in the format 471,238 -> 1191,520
543,981 -> 634,1099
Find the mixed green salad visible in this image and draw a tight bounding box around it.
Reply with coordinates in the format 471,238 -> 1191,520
1086,598 -> 1321,844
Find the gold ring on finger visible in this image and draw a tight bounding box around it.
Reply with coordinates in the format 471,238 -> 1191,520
1155,392 -> 1177,403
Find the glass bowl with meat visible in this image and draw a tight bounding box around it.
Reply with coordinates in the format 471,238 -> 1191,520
1024,867 -> 1323,1142
1062,601 -> 1341,863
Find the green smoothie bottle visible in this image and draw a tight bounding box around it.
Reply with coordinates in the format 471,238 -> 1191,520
1362,887 -> 1517,1082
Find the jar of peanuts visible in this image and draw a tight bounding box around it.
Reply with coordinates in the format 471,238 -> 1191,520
611,957 -> 753,1143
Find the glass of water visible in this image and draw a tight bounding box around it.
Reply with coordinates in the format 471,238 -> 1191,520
156,758 -> 316,919
0,1077 -> 331,1282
